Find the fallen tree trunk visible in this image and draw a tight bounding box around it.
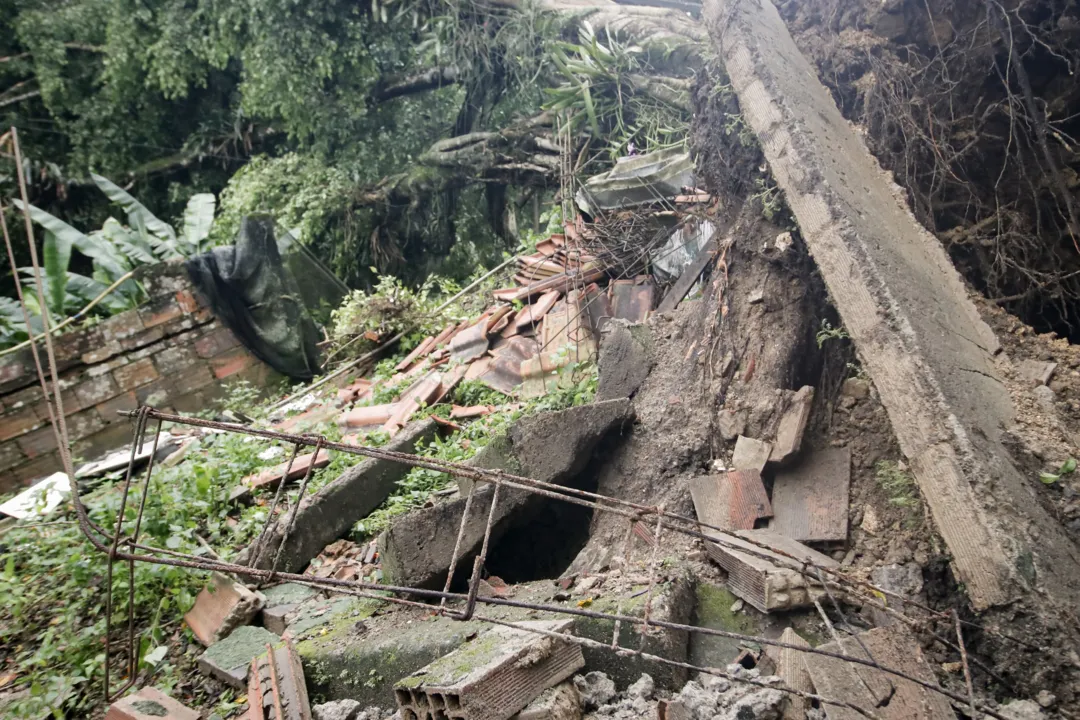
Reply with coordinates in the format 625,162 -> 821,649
704,0 -> 1080,701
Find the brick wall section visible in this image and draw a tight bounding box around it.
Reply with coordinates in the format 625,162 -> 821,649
0,261 -> 278,492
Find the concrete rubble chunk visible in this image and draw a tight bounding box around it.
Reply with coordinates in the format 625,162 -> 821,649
245,418 -> 438,574
184,572 -> 266,646
768,447 -> 850,544
511,681 -> 581,720
381,400 -> 633,590
573,671 -> 616,710
703,529 -> 837,613
197,625 -> 280,689
105,687 -> 200,720
596,321 -> 652,402
803,624 -> 955,719
704,0 -> 1080,611
690,470 -> 772,532
261,583 -> 320,636
248,640 -> 312,720
394,619 -> 585,720
312,700 -> 362,720
762,628 -> 812,720
730,436 -> 771,473
769,386 -> 813,463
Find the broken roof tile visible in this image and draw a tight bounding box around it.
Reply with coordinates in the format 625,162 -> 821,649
449,319 -> 491,364
450,404 -> 494,420
769,447 -> 850,544
339,403 -> 396,429
395,335 -> 437,373
690,470 -> 773,532
478,335 -> 542,395
609,276 -> 655,323
514,290 -> 561,331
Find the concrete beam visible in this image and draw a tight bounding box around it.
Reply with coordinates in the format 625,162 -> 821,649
704,0 -> 1080,611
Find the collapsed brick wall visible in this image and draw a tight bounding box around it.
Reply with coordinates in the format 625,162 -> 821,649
0,261 -> 278,491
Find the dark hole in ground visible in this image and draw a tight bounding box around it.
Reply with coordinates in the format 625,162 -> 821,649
442,429 -> 624,590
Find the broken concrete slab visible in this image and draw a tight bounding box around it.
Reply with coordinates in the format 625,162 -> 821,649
105,687 -> 199,720
261,583 -> 320,635
297,578 -> 690,705
703,529 -> 838,613
394,619 -> 585,720
689,470 -> 772,531
768,447 -> 850,544
596,321 -> 653,402
198,625 -> 281,689
248,640 -> 312,720
730,436 -> 771,473
381,400 -> 633,590
803,625 -> 956,719
769,386 -> 813,464
762,628 -> 812,720
184,572 -> 266,646
705,0 -> 1080,611
245,418 -> 438,574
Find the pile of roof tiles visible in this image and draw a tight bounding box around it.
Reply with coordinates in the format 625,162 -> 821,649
332,232 -> 656,439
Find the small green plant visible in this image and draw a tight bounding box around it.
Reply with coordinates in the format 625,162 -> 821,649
1039,457 -> 1077,485
875,460 -> 921,527
751,177 -> 785,222
816,319 -> 850,348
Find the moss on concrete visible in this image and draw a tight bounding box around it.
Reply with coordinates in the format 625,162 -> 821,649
689,583 -> 764,669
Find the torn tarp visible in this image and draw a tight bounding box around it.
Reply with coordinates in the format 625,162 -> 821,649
186,216 -> 322,380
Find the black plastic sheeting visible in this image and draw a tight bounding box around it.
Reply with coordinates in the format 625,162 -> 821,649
186,215 -> 322,381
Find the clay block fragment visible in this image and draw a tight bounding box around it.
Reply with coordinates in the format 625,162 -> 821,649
105,687 -> 200,720
248,640 -> 312,720
769,447 -> 850,544
609,276 -> 655,323
384,373 -> 442,436
185,572 -> 266,646
339,403 -> 396,429
730,436 -> 772,472
762,628 -> 812,720
703,529 -> 837,613
449,322 -> 491,364
240,450 -> 331,493
515,290 -> 561,330
803,625 -> 955,720
689,470 -> 772,532
198,625 -> 280,688
394,619 -> 584,720
770,386 -> 813,463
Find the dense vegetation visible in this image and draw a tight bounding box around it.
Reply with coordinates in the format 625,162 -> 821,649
1,0 -> 692,296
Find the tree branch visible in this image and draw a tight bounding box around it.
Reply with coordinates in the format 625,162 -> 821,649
374,66 -> 461,102
0,90 -> 41,108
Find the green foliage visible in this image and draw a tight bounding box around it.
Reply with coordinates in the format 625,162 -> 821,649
874,460 -> 922,529
1039,457 -> 1077,485
2,177 -> 215,349
329,273 -> 465,357
544,22 -> 689,160
815,319 -> 850,349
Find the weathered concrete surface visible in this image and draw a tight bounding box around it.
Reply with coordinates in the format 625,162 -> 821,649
380,400 -> 633,590
597,322 -> 653,401
246,419 -> 438,574
296,578 -> 690,705
704,0 -> 1080,612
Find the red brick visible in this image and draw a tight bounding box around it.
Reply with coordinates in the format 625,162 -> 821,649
139,296 -> 184,329
193,326 -> 239,359
114,358 -> 160,391
135,379 -> 171,407
100,310 -> 145,342
175,289 -> 200,313
0,355 -> 29,390
16,425 -> 59,458
171,365 -> 215,395
152,341 -> 201,374
0,441 -> 27,471
118,325 -> 166,353
4,384 -> 44,409
183,572 -> 264,646
209,347 -> 254,379
9,451 -> 62,485
73,375 -> 121,408
96,391 -> 138,424
105,687 -> 199,720
81,340 -> 122,365
67,408 -> 107,442
0,406 -> 43,441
